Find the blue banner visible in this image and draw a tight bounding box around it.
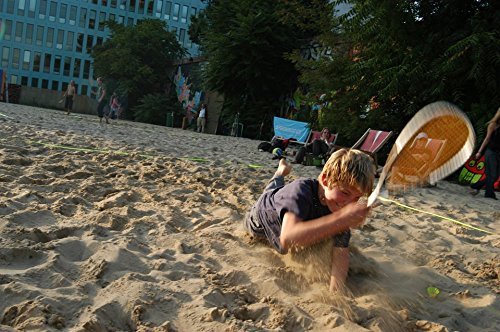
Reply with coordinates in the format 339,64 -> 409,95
273,117 -> 311,143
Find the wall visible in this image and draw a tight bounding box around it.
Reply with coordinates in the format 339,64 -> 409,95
19,86 -> 97,114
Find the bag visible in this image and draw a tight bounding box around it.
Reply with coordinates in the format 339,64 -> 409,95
258,142 -> 272,152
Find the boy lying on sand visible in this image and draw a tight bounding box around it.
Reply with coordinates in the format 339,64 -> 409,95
244,149 -> 375,291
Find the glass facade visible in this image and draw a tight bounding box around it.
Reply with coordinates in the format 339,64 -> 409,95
0,0 -> 205,96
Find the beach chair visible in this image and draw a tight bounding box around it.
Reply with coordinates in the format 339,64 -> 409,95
351,128 -> 393,165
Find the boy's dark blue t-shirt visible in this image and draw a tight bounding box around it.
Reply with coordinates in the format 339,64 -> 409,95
256,178 -> 351,253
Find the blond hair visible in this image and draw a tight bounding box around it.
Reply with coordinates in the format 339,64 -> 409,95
319,149 -> 375,195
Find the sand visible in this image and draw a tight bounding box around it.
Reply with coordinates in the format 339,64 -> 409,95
0,104 -> 498,332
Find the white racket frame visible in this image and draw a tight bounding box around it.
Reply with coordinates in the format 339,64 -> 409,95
367,101 -> 476,206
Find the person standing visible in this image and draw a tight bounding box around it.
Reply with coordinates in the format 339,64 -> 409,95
63,80 -> 76,115
197,103 -> 207,133
96,77 -> 109,124
470,108 -> 500,200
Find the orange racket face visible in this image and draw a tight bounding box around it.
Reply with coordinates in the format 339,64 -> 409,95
368,101 -> 475,205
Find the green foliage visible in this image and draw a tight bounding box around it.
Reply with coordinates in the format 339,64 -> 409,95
196,0 -> 318,138
91,19 -> 185,118
132,89 -> 184,126
292,0 -> 499,147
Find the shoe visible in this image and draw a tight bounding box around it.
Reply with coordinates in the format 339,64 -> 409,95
484,194 -> 498,200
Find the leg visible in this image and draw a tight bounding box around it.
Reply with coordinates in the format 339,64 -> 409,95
201,118 -> 206,133
294,145 -> 312,163
484,149 -> 499,199
244,159 -> 291,235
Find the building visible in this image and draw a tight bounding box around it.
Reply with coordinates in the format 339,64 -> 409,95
0,0 -> 206,97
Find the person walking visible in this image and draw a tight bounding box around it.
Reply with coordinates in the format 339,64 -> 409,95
470,108 -> 500,200
63,80 -> 76,115
96,77 -> 109,124
197,103 -> 207,133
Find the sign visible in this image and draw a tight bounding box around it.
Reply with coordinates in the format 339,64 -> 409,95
273,116 -> 311,143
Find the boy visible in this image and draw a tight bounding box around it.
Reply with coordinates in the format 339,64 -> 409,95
244,149 -> 375,291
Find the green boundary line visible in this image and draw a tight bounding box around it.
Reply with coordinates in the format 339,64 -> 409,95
378,196 -> 494,235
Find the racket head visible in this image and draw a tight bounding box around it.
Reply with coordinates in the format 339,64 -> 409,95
369,101 -> 475,204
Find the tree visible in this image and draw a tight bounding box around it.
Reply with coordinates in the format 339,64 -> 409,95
91,19 -> 185,120
292,0 -> 499,145
192,0 -> 315,138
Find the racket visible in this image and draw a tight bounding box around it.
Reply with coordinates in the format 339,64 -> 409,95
58,99 -> 64,104
367,101 -> 475,207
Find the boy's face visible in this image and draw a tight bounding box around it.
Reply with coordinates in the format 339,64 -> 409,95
321,176 -> 363,212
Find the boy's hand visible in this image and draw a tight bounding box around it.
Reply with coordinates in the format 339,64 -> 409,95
339,201 -> 370,229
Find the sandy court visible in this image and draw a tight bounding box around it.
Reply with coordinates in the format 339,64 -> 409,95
0,103 -> 498,331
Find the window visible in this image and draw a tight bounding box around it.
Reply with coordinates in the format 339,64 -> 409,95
11,75 -> 18,84
109,13 -> 115,22
43,53 -> 51,73
1,47 -> 9,68
28,0 -> 36,18
181,5 -> 188,23
21,76 -> 29,86
61,81 -> 68,92
6,0 -> 14,14
25,24 -> 34,44
36,26 -> 43,46
119,0 -> 126,10
79,8 -> 87,28
66,31 -> 74,51
12,48 -> 20,69
48,1 -> 56,22
172,3 -> 179,21
59,4 -> 67,24
31,77 -> 39,87
127,17 -> 133,26
147,0 -> 153,15
63,57 -> 71,76
83,60 -> 90,79
89,10 -> 96,29
179,28 -> 185,45
118,15 -> 124,24
73,58 -> 81,78
69,6 -> 77,25
86,35 -> 94,53
4,20 -> 12,41
42,79 -> 49,89
46,27 -> 54,48
22,50 -> 30,70
110,0 -> 117,8
98,12 -> 106,31
56,30 -> 64,49
38,0 -> 47,19
17,0 -> 25,15
54,55 -> 61,74
51,80 -> 59,90
139,0 -> 145,13
96,37 -> 103,46
33,52 -> 41,71
155,0 -> 163,18
15,22 -> 23,42
190,7 -> 197,21
164,1 -> 171,20
81,85 -> 88,96
129,0 -> 136,12
76,33 -> 84,52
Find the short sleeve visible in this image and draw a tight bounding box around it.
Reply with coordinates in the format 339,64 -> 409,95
332,230 -> 351,248
273,180 -> 314,221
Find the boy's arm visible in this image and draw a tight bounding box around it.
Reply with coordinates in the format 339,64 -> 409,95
330,247 -> 349,292
280,202 -> 368,250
